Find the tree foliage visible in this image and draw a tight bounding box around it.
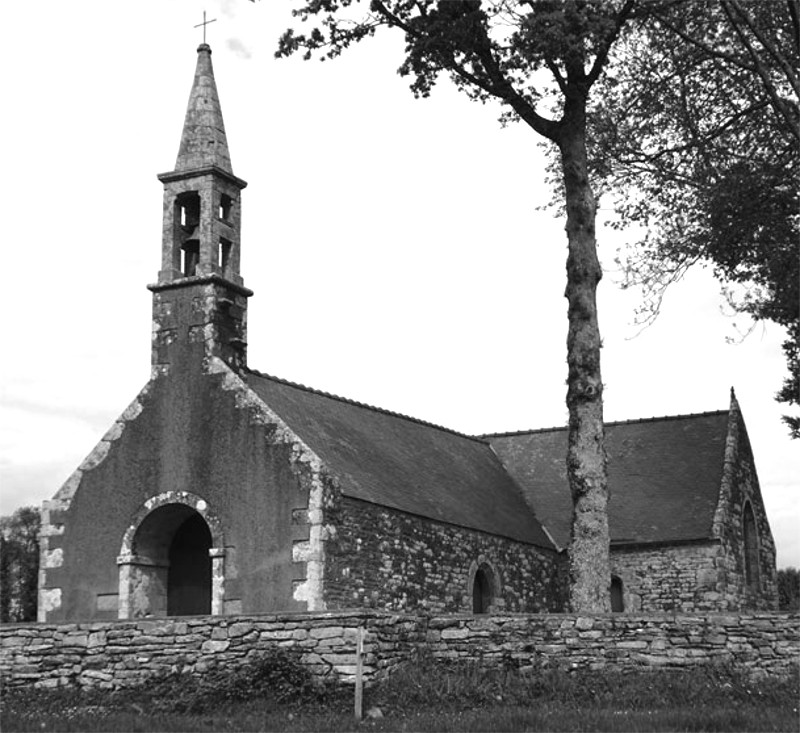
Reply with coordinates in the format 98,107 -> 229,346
778,568 -> 800,611
0,506 -> 40,623
276,0 -> 652,611
777,567 -> 800,611
589,0 -> 799,436
271,0 -> 797,606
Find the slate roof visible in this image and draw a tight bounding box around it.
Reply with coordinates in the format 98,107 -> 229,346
245,370 -> 554,549
486,411 -> 731,549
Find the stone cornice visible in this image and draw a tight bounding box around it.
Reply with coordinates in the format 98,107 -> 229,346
148,273 -> 253,298
157,166 -> 248,189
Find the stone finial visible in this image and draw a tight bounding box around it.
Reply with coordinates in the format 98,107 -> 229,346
729,386 -> 741,413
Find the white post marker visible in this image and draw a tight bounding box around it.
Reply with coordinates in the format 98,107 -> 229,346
354,626 -> 364,721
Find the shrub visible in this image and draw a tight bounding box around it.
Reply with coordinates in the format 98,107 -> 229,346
143,648 -> 326,713
777,567 -> 800,611
0,507 -> 40,623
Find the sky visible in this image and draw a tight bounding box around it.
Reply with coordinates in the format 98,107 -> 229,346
1,1 -> 797,567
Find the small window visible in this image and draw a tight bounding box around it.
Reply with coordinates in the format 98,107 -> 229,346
610,575 -> 624,612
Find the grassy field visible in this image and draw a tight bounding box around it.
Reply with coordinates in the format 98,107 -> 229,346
2,651 -> 798,732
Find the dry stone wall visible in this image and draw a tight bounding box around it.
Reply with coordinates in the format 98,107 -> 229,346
425,612 -> 799,677
0,611 -> 422,690
2,611 -> 797,691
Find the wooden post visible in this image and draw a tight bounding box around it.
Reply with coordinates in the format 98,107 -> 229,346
354,626 -> 364,721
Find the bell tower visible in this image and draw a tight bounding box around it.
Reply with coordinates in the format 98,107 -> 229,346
149,43 -> 251,373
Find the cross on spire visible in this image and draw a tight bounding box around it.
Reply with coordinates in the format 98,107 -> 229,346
194,11 -> 217,44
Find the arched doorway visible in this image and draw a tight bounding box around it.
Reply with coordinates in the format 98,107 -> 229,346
117,493 -> 225,619
471,562 -> 497,614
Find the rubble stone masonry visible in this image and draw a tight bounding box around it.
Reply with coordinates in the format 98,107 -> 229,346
2,611 -> 797,690
611,542 -> 732,612
323,497 -> 566,614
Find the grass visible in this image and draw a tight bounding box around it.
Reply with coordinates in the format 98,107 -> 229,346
2,650 -> 798,732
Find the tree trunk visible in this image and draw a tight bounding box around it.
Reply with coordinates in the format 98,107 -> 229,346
558,92 -> 612,613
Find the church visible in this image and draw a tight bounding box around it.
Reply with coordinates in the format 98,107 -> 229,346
38,44 -> 778,623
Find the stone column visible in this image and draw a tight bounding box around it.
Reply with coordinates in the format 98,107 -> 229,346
210,547 -> 226,615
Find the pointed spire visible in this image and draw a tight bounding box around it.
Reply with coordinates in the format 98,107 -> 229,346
175,44 -> 233,173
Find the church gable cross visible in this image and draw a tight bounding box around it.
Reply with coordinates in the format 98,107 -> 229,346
195,11 -> 217,44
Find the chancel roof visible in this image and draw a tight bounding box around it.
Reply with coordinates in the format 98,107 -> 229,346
245,370 -> 554,549
486,411 -> 731,548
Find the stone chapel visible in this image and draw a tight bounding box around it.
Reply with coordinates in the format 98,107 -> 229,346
38,44 -> 778,623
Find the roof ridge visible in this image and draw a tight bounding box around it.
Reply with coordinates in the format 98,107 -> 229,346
244,367 -> 488,443
480,408 -> 730,439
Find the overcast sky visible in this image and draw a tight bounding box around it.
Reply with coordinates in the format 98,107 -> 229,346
1,1 -> 797,567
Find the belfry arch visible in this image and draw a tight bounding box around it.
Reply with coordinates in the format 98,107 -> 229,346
117,492 -> 225,619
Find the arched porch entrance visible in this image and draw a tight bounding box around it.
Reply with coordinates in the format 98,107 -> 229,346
117,492 -> 225,619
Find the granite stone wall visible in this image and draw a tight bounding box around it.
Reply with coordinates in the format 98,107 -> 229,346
323,497 -> 566,614
610,542 -> 730,612
711,406 -> 778,610
2,611 -> 797,691
38,356 -> 342,623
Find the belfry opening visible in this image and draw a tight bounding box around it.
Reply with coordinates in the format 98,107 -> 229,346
175,192 -> 201,276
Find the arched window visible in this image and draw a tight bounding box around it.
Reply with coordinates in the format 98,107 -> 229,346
743,501 -> 760,592
470,561 -> 497,614
610,575 -> 624,612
